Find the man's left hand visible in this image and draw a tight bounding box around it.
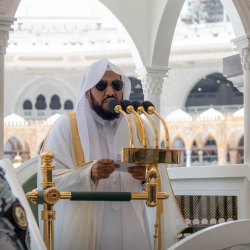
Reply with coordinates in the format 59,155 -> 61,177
127,164 -> 146,181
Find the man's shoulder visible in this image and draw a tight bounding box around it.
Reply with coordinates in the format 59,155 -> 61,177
49,113 -> 73,132
55,113 -> 72,124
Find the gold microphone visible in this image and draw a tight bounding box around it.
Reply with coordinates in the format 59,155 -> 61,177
132,101 -> 159,149
108,100 -> 135,148
120,100 -> 147,148
142,101 -> 170,149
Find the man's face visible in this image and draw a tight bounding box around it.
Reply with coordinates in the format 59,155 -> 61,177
85,71 -> 123,120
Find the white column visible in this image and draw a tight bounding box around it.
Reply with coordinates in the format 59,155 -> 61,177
198,150 -> 203,166
232,35 -> 250,164
136,66 -> 169,131
186,149 -> 191,167
0,51 -> 4,159
0,19 -> 15,159
241,48 -> 250,164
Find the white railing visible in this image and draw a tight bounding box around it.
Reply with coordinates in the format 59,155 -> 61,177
169,164 -> 250,220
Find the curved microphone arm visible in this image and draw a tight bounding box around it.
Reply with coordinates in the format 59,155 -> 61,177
121,100 -> 147,148
142,101 -> 170,150
108,100 -> 135,148
132,101 -> 159,149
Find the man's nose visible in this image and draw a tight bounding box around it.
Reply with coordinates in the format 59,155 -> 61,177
105,83 -> 115,95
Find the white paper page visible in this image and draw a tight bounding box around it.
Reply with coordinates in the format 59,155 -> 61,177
114,153 -> 135,172
114,160 -> 136,172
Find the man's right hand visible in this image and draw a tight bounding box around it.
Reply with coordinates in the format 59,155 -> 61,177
91,158 -> 120,181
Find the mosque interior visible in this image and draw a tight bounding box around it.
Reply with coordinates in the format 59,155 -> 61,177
1,0 -> 250,248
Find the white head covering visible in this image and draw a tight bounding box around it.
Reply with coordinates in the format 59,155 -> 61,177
75,58 -> 131,161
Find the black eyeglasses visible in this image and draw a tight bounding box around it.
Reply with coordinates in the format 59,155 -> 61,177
95,79 -> 124,92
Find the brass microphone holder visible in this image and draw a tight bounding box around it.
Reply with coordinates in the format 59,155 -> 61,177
115,102 -> 180,207
121,147 -> 180,207
116,101 -> 181,249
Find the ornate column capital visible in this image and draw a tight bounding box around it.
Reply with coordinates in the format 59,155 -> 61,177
136,66 -> 170,94
240,48 -> 250,70
232,35 -> 250,51
232,35 -> 250,69
0,17 -> 15,54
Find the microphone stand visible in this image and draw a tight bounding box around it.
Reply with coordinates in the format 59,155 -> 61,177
111,100 -> 181,249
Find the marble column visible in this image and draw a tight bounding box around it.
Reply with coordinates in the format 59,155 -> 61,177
136,66 -> 169,133
198,150 -> 203,166
229,150 -> 238,164
0,44 -> 4,159
231,36 -> 250,164
241,48 -> 250,164
0,18 -> 15,159
218,146 -> 227,165
186,149 -> 191,167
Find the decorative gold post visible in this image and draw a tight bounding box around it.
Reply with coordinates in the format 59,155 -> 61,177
40,151 -> 57,250
146,164 -> 158,207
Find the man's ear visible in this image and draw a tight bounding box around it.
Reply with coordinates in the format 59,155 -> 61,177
85,90 -> 90,100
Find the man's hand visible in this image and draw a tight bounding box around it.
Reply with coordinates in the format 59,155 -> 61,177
127,164 -> 146,181
91,158 -> 120,181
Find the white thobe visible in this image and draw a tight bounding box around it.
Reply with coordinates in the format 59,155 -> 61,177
38,113 -> 153,250
91,110 -> 123,250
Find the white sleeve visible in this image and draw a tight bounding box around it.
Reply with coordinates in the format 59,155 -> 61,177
37,113 -> 95,192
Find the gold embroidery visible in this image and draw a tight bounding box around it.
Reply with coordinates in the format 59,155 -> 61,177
67,113 -> 85,167
53,161 -> 95,177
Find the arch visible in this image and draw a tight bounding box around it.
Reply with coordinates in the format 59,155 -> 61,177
12,75 -> 77,116
173,137 -> 185,148
185,72 -> 243,107
204,137 -> 217,147
9,0 -> 250,71
220,0 -> 250,37
191,133 -> 204,149
50,95 -> 61,110
98,0 -> 145,67
99,0 -> 250,69
179,67 -> 224,109
202,134 -> 218,148
202,136 -> 218,166
151,0 -> 185,66
171,135 -> 186,148
23,100 -> 32,109
64,100 -> 74,110
4,135 -> 30,162
35,94 -> 47,110
227,129 -> 244,148
99,0 -> 186,68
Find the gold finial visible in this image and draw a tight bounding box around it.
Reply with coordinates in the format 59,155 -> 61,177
41,150 -> 55,188
13,151 -> 22,164
41,150 -> 54,164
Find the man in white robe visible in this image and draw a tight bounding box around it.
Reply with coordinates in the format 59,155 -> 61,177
37,58 -> 187,250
